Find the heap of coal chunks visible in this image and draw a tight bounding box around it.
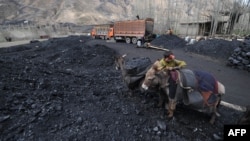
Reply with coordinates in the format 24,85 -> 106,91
227,40 -> 250,72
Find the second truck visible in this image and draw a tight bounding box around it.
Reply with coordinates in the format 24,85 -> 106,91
91,18 -> 155,44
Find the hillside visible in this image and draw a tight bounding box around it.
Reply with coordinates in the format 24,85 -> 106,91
0,0 -> 136,25
0,0 -> 235,26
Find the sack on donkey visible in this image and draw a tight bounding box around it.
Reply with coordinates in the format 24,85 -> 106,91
179,69 -> 203,108
179,69 -> 197,89
183,90 -> 204,109
123,57 -> 152,90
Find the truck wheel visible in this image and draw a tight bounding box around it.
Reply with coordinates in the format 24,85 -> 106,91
125,38 -> 131,44
132,37 -> 137,44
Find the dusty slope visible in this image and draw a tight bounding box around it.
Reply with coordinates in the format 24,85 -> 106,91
0,0 -> 234,26
0,0 -> 135,24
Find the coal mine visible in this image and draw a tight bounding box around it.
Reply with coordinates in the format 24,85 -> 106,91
0,35 -> 249,141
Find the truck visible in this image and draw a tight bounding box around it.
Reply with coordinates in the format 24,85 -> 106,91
90,18 -> 155,44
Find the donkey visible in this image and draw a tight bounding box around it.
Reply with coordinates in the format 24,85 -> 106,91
141,68 -> 226,124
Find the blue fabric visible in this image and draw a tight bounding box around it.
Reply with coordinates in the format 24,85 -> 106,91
193,70 -> 217,93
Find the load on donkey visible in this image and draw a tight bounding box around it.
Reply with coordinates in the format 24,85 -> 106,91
114,54 -> 167,103
114,54 -> 152,92
141,59 -> 226,124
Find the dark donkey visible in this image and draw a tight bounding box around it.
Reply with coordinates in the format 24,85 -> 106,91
114,54 -> 151,93
141,68 -> 226,124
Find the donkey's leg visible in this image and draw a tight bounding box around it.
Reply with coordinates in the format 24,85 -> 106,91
167,76 -> 178,118
209,97 -> 221,124
209,106 -> 217,124
158,89 -> 168,108
210,115 -> 216,124
161,88 -> 173,116
167,99 -> 177,118
158,92 -> 164,107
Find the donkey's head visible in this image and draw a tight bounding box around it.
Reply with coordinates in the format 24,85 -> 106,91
141,68 -> 157,90
141,60 -> 169,90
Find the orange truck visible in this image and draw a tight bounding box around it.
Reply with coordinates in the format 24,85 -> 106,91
91,18 -> 155,44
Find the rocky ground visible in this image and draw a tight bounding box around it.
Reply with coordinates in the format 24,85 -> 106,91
0,35 -> 248,141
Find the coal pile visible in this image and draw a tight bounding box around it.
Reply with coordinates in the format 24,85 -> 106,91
227,40 -> 250,72
185,39 -> 242,61
150,34 -> 187,49
150,35 -> 242,62
0,36 -> 125,140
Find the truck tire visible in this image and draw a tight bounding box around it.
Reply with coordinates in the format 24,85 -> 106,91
132,37 -> 137,44
125,37 -> 131,44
